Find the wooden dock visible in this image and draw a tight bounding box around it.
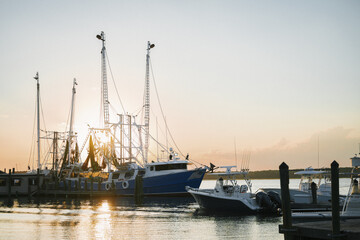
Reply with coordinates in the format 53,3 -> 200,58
279,219 -> 360,240
37,189 -> 117,198
279,161 -> 360,240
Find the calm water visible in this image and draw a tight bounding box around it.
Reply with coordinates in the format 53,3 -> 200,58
0,179 -> 351,240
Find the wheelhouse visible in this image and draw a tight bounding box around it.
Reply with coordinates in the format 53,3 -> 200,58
146,161 -> 189,172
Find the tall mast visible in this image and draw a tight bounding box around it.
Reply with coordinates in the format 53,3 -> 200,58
96,32 -> 109,128
144,41 -> 155,163
34,72 -> 41,171
68,78 -> 77,164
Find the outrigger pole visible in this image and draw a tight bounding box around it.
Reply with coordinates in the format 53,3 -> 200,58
144,41 -> 155,164
96,31 -> 110,128
68,78 -> 77,165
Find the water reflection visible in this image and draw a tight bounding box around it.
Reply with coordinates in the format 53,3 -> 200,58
0,179 -> 296,240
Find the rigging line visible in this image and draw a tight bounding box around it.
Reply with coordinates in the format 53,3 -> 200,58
109,103 -> 118,116
246,150 -> 251,171
244,150 -> 248,170
40,95 -> 52,164
39,95 -> 47,133
150,109 -> 167,140
234,137 -> 238,170
28,99 -> 37,169
241,150 -> 245,170
149,59 -> 185,157
129,105 -> 143,117
146,128 -> 205,167
105,52 -> 126,114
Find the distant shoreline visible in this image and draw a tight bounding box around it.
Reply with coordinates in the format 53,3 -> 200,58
203,167 -> 353,180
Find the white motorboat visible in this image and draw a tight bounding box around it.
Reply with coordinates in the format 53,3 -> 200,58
186,166 -> 281,214
293,155 -> 360,220
260,167 -> 335,206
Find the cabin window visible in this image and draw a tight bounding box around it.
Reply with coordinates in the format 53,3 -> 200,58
150,166 -> 154,171
28,178 -> 38,186
12,179 -> 21,186
155,164 -> 187,171
0,178 -> 6,186
112,173 -> 120,179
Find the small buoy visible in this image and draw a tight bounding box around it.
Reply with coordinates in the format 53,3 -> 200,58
122,181 -> 129,189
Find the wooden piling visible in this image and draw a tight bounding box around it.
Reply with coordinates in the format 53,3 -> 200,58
134,175 -> 144,204
55,178 -> 59,190
90,178 -> 93,197
37,168 -> 40,191
331,160 -> 341,239
8,169 -> 11,197
68,180 -> 72,192
279,162 -> 295,240
28,178 -> 31,196
311,182 -> 317,204
85,179 -> 88,192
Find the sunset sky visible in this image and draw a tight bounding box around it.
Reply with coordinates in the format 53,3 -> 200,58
0,0 -> 359,171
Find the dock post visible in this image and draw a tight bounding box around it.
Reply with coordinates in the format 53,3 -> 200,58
55,177 -> 59,190
134,175 -> 144,204
279,162 -> 294,240
68,180 -> 72,192
85,179 -> 88,192
90,178 -> 93,191
331,160 -> 341,239
28,178 -> 31,196
311,182 -> 317,204
8,169 -> 12,197
37,168 -> 40,192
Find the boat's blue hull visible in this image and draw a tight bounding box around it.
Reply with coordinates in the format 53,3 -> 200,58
116,169 -> 206,196
60,168 -> 206,196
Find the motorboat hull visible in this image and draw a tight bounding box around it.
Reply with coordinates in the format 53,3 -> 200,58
188,189 -> 260,214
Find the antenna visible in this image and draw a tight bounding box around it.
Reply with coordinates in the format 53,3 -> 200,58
317,135 -> 320,168
234,137 -> 238,170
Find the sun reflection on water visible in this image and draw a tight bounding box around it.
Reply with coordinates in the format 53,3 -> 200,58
93,200 -> 112,239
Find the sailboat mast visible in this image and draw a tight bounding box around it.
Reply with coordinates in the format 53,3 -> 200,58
34,72 -> 41,171
144,41 -> 154,163
68,78 -> 77,164
97,31 -> 109,128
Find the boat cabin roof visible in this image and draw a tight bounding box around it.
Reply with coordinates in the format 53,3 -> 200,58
295,168 -> 326,176
145,160 -> 189,166
209,171 -> 248,176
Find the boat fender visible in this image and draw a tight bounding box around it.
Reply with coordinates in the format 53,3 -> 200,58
105,183 -> 112,191
267,191 -> 282,209
122,181 -> 129,189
